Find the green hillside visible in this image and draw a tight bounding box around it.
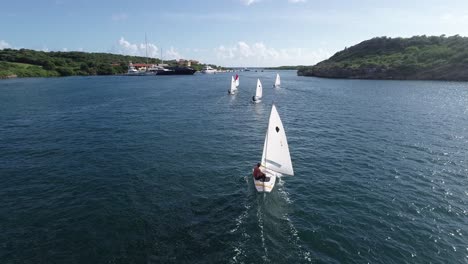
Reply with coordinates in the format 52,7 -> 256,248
298,35 -> 468,81
0,48 -> 206,78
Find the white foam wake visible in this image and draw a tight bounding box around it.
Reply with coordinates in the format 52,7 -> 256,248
277,178 -> 311,262
230,175 -> 253,263
276,176 -> 293,204
257,204 -> 269,262
283,213 -> 312,262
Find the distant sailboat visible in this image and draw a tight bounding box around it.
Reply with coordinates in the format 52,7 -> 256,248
252,79 -> 262,103
235,74 -> 239,88
228,76 -> 238,95
254,104 -> 294,192
274,73 -> 281,88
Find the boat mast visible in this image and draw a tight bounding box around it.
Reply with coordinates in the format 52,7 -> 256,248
263,111 -> 270,190
263,108 -> 269,169
145,33 -> 148,70
161,48 -> 163,65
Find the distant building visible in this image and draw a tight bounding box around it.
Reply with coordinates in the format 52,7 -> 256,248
133,63 -> 151,68
178,59 -> 199,67
178,59 -> 187,66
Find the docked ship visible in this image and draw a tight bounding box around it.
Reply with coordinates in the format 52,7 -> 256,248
126,62 -> 158,76
126,62 -> 146,76
127,63 -> 196,76
155,66 -> 196,75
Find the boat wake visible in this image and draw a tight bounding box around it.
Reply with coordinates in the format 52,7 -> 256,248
277,177 -> 312,262
283,213 -> 312,262
231,176 -> 310,263
276,176 -> 293,204
230,175 -> 253,263
257,203 -> 269,262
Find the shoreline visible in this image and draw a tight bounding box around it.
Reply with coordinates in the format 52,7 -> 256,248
297,73 -> 468,82
0,74 -> 17,79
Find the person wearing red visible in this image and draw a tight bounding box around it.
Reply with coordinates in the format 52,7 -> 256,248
253,163 -> 266,181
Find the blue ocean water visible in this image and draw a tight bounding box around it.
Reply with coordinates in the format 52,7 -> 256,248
0,72 -> 467,263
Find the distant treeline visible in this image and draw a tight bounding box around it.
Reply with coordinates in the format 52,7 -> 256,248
298,35 -> 468,81
0,49 -> 206,78
265,66 -> 303,70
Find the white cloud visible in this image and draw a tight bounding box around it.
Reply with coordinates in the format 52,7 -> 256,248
112,13 -> 128,21
164,46 -> 182,60
439,12 -> 468,25
114,38 -> 183,60
238,41 -> 254,57
0,40 -> 11,49
215,41 -> 332,66
289,0 -> 306,3
116,37 -> 159,58
241,0 -> 260,6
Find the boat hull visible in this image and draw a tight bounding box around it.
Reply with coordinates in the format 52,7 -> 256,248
126,72 -> 156,76
156,67 -> 196,75
253,168 -> 277,193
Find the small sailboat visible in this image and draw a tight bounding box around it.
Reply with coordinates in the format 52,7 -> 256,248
252,79 -> 263,103
254,104 -> 294,192
235,74 -> 240,88
273,73 -> 281,88
228,76 -> 238,95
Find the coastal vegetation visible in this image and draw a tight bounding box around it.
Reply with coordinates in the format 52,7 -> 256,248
0,48 -> 208,78
266,65 -> 302,70
298,35 -> 468,81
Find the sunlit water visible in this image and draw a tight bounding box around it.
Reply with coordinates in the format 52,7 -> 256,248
1,71 -> 467,263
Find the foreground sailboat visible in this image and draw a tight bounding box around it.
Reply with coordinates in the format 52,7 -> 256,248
228,76 -> 238,95
254,104 -> 294,192
235,74 -> 240,88
274,73 -> 281,88
252,79 -> 263,103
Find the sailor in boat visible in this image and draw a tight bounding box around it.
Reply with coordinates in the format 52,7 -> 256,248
253,163 -> 268,182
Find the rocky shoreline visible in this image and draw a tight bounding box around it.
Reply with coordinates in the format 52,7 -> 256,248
297,64 -> 468,81
0,74 -> 17,79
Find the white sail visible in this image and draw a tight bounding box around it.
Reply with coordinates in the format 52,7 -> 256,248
229,76 -> 237,94
261,105 -> 294,176
274,73 -> 281,87
235,75 -> 240,87
256,79 -> 263,98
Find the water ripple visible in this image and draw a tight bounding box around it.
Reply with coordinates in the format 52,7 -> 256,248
0,74 -> 467,263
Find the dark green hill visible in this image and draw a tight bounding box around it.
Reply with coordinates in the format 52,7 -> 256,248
298,35 -> 468,81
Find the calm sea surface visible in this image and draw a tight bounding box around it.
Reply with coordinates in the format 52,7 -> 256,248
0,71 -> 467,263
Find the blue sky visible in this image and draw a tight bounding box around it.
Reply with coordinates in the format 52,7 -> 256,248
1,0 -> 468,66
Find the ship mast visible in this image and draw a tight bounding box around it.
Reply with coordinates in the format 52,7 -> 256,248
145,33 -> 148,70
